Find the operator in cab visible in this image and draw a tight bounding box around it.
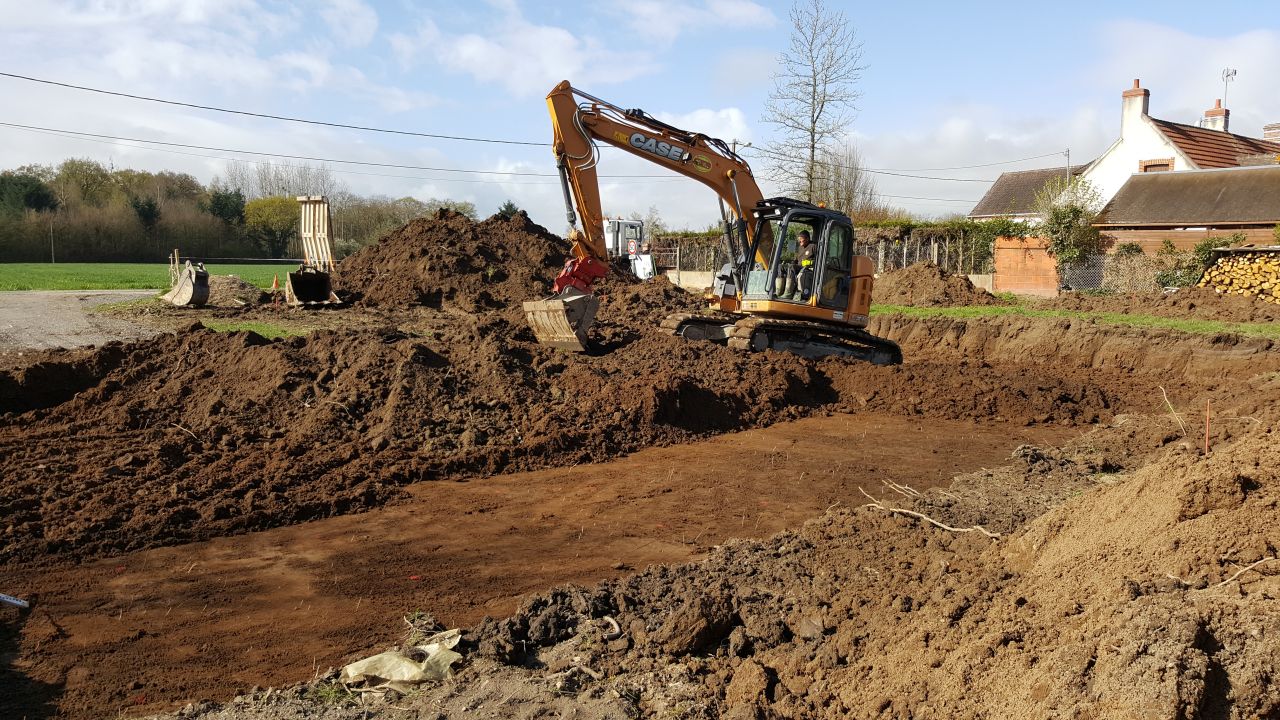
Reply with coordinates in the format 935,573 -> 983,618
796,230 -> 817,301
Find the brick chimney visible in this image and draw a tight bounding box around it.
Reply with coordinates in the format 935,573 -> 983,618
1265,122 -> 1280,142
1121,79 -> 1150,139
1202,98 -> 1229,132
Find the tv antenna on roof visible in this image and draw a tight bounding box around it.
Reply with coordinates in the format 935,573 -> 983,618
1221,68 -> 1237,105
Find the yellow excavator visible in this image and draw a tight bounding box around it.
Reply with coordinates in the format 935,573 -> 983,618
523,81 -> 901,365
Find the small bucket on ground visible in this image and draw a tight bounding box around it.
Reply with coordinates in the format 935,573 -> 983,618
285,265 -> 341,306
161,261 -> 210,307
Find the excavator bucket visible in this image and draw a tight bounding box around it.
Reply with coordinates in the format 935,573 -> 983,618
161,260 -> 210,307
285,196 -> 343,307
285,265 -> 341,306
523,288 -> 599,351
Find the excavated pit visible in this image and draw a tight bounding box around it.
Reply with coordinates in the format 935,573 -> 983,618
3,213 -> 1279,720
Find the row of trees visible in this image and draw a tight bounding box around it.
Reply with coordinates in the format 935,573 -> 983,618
0,158 -> 489,262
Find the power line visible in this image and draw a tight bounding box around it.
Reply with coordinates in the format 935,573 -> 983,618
874,193 -> 978,203
0,121 -> 673,180
0,122 -> 684,187
866,151 -> 1068,172
0,71 -> 549,146
742,146 -> 1069,181
742,147 -> 994,182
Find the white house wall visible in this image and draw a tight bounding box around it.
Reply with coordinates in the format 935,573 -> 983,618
1082,116 -> 1194,205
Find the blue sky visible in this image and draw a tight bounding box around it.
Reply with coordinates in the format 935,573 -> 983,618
1,0 -> 1277,231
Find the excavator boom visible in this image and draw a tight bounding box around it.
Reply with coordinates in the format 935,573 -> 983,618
523,82 -> 772,350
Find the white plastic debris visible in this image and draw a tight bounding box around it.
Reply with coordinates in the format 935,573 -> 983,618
339,629 -> 463,694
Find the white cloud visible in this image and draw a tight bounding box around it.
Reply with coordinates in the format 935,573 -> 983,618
320,0 -> 378,47
390,9 -> 657,96
655,107 -> 752,144
617,0 -> 775,45
712,47 -> 777,94
1089,21 -> 1280,136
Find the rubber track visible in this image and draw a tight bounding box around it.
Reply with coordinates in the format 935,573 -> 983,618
664,313 -> 902,364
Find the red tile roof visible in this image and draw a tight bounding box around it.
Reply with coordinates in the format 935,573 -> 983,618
1150,119 -> 1280,169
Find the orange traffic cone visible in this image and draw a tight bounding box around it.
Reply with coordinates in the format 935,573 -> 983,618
271,273 -> 281,307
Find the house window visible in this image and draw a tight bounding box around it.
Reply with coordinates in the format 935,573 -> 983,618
1139,159 -> 1173,172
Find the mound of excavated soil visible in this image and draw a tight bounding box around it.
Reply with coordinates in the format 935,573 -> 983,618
456,426 -> 1280,719
0,284 -> 1149,567
207,275 -> 267,306
874,262 -> 1003,307
334,210 -> 570,309
1047,286 -> 1280,324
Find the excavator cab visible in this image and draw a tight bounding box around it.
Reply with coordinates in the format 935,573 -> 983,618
738,199 -> 870,322
672,197 -> 899,364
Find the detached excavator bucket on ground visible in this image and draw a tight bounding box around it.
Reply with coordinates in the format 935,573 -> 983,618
160,250 -> 210,307
285,265 -> 341,305
287,195 -> 343,307
522,288 -> 599,352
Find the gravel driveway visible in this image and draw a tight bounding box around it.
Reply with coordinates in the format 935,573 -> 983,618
0,290 -> 161,351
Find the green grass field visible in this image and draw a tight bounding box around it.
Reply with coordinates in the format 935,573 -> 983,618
871,303 -> 1280,339
0,263 -> 288,291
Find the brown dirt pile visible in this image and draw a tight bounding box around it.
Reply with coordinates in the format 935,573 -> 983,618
1047,286 -> 1280,324
333,210 -> 570,309
874,262 -> 1004,307
207,275 -> 268,306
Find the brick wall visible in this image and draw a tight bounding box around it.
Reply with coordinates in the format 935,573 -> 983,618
993,236 -> 1058,297
1101,227 -> 1277,254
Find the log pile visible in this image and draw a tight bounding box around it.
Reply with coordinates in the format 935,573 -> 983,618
1197,252 -> 1280,304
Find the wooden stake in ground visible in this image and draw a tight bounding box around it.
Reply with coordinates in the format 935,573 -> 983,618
1205,399 -> 1211,455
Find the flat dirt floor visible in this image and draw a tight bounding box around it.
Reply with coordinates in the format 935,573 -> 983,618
3,413 -> 1065,719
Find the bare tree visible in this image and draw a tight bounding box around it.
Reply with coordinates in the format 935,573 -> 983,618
812,142 -> 897,221
761,0 -> 865,202
214,160 -> 347,200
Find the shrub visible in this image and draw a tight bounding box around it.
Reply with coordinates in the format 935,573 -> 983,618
1112,242 -> 1144,257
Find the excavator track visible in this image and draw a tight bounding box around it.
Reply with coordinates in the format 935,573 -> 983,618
664,313 -> 902,365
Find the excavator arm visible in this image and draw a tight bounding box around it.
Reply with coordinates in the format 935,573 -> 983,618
525,81 -> 770,350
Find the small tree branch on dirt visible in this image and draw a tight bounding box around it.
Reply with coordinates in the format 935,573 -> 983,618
1200,557 -> 1277,590
1158,386 -> 1187,436
858,488 -> 1001,539
598,616 -> 622,641
171,423 -> 198,440
882,480 -> 922,499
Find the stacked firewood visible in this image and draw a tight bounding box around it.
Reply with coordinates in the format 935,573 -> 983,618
1198,252 -> 1280,303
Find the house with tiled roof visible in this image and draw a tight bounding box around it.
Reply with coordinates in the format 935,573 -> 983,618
970,79 -> 1280,221
968,165 -> 1085,220
1081,79 -> 1280,202
1094,164 -> 1280,252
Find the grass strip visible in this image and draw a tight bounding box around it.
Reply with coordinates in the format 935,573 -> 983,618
871,304 -> 1280,339
0,263 -> 284,291
199,320 -> 309,339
